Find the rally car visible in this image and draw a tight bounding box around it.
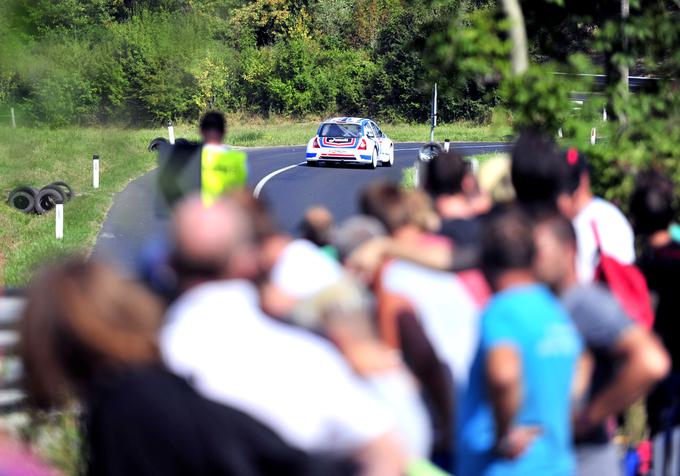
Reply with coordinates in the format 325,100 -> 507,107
305,117 -> 394,168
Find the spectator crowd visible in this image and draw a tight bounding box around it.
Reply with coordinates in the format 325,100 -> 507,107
2,113 -> 680,476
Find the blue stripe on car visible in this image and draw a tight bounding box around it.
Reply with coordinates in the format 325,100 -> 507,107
360,154 -> 371,160
306,153 -> 317,158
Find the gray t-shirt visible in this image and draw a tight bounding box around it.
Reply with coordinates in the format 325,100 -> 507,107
562,284 -> 633,445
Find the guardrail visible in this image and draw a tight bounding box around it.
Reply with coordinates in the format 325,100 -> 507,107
0,289 -> 26,412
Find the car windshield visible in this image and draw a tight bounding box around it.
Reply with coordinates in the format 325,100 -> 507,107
319,123 -> 362,138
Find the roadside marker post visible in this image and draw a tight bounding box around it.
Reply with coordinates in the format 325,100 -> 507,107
558,128 -> 563,138
430,84 -> 437,143
168,121 -> 175,145
55,203 -> 63,240
444,139 -> 450,152
93,155 -> 100,189
603,107 -> 608,122
10,108 -> 15,129
591,128 -> 597,145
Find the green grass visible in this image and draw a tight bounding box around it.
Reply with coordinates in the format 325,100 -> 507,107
0,120 -> 509,286
0,126 -> 185,286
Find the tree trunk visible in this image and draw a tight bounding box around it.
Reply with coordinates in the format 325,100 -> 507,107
501,0 -> 529,76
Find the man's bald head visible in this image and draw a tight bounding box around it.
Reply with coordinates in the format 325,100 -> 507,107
171,195 -> 256,283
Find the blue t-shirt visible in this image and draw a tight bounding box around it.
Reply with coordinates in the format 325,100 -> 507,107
457,284 -> 582,476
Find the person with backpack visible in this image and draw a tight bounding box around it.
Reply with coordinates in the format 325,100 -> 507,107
556,148 -> 636,284
533,212 -> 670,476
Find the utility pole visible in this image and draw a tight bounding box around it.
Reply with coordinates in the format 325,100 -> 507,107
501,0 -> 529,76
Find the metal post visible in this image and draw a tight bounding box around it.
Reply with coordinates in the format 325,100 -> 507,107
55,203 -> 63,240
10,108 -> 15,128
168,120 -> 175,145
430,84 -> 437,143
93,155 -> 100,189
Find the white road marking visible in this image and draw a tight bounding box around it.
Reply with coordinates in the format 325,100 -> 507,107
253,161 -> 306,198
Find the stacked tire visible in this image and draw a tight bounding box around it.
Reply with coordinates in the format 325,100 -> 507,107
7,182 -> 73,214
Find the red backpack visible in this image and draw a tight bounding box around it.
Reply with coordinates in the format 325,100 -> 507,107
592,222 -> 655,330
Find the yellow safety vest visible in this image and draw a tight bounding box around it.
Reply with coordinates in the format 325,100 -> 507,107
200,145 -> 248,205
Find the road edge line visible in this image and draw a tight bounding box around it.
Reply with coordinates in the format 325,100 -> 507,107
253,161 -> 306,198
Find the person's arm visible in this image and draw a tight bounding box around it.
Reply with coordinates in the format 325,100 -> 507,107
487,345 -> 522,443
571,352 -> 594,408
347,237 -> 452,280
580,327 -> 669,428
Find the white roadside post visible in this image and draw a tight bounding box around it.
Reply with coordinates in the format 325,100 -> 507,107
10,108 -> 16,129
93,155 -> 100,189
591,128 -> 597,145
168,120 -> 175,145
558,128 -> 563,138
55,203 -> 64,240
444,139 -> 450,152
430,84 -> 437,143
603,107 -> 608,122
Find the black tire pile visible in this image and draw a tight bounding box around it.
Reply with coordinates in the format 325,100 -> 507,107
7,182 -> 74,214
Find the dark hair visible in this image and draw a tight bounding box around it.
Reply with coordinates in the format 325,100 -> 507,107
199,111 -> 226,136
423,150 -> 469,197
511,130 -> 568,209
359,181 -> 409,234
562,147 -> 589,194
481,205 -> 536,284
299,207 -> 334,248
20,259 -> 163,409
629,170 -> 678,235
534,211 -> 577,247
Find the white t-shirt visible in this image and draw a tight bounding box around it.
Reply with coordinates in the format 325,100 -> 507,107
270,239 -> 342,300
365,369 -> 433,460
573,197 -> 635,284
381,260 -> 482,394
161,280 -> 394,453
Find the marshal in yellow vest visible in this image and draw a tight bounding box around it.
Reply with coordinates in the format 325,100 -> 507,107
201,145 -> 248,205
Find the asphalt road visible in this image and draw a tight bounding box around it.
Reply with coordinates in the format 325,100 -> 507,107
92,141 -> 511,275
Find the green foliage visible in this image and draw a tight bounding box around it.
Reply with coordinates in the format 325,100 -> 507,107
1,0 -> 499,126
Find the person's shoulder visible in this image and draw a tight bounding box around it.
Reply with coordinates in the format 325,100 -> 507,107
562,284 -> 632,336
589,197 -> 631,226
87,366 -> 195,424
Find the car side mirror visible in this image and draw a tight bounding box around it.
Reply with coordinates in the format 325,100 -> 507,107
366,132 -> 375,139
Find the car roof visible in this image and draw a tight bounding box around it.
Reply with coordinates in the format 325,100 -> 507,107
323,117 -> 371,125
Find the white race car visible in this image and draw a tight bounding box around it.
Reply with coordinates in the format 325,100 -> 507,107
305,117 -> 394,168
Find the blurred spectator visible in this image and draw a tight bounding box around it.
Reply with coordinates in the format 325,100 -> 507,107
161,196 -> 406,475
422,150 -> 485,247
629,170 -> 680,471
20,259 -> 355,476
511,129 -> 567,212
558,148 -> 635,283
359,182 -> 488,393
243,202 -> 342,318
199,111 -> 227,145
299,206 -> 339,260
458,207 -> 585,476
0,431 -> 60,476
333,216 -> 454,467
477,155 -> 515,205
293,277 -> 433,461
533,213 -> 669,476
